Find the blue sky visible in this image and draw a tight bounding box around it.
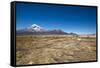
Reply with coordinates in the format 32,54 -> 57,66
16,3 -> 97,34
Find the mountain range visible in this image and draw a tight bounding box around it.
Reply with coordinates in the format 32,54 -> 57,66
16,24 -> 78,36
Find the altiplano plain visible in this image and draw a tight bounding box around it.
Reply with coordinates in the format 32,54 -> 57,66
16,35 -> 96,65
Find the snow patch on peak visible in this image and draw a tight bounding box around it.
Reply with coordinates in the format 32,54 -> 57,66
29,24 -> 43,32
31,24 -> 40,28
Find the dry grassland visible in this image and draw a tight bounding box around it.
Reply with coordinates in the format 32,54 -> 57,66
16,35 -> 96,65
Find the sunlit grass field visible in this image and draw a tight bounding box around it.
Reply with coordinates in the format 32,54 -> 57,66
16,35 -> 96,65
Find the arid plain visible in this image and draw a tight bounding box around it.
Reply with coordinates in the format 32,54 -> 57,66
16,35 -> 96,65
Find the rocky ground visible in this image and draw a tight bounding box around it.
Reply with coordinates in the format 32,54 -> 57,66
16,35 -> 96,65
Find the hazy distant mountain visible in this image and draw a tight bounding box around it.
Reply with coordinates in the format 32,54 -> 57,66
16,24 -> 78,35
79,33 -> 96,37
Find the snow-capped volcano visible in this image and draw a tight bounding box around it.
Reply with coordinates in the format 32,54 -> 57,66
28,24 -> 44,32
